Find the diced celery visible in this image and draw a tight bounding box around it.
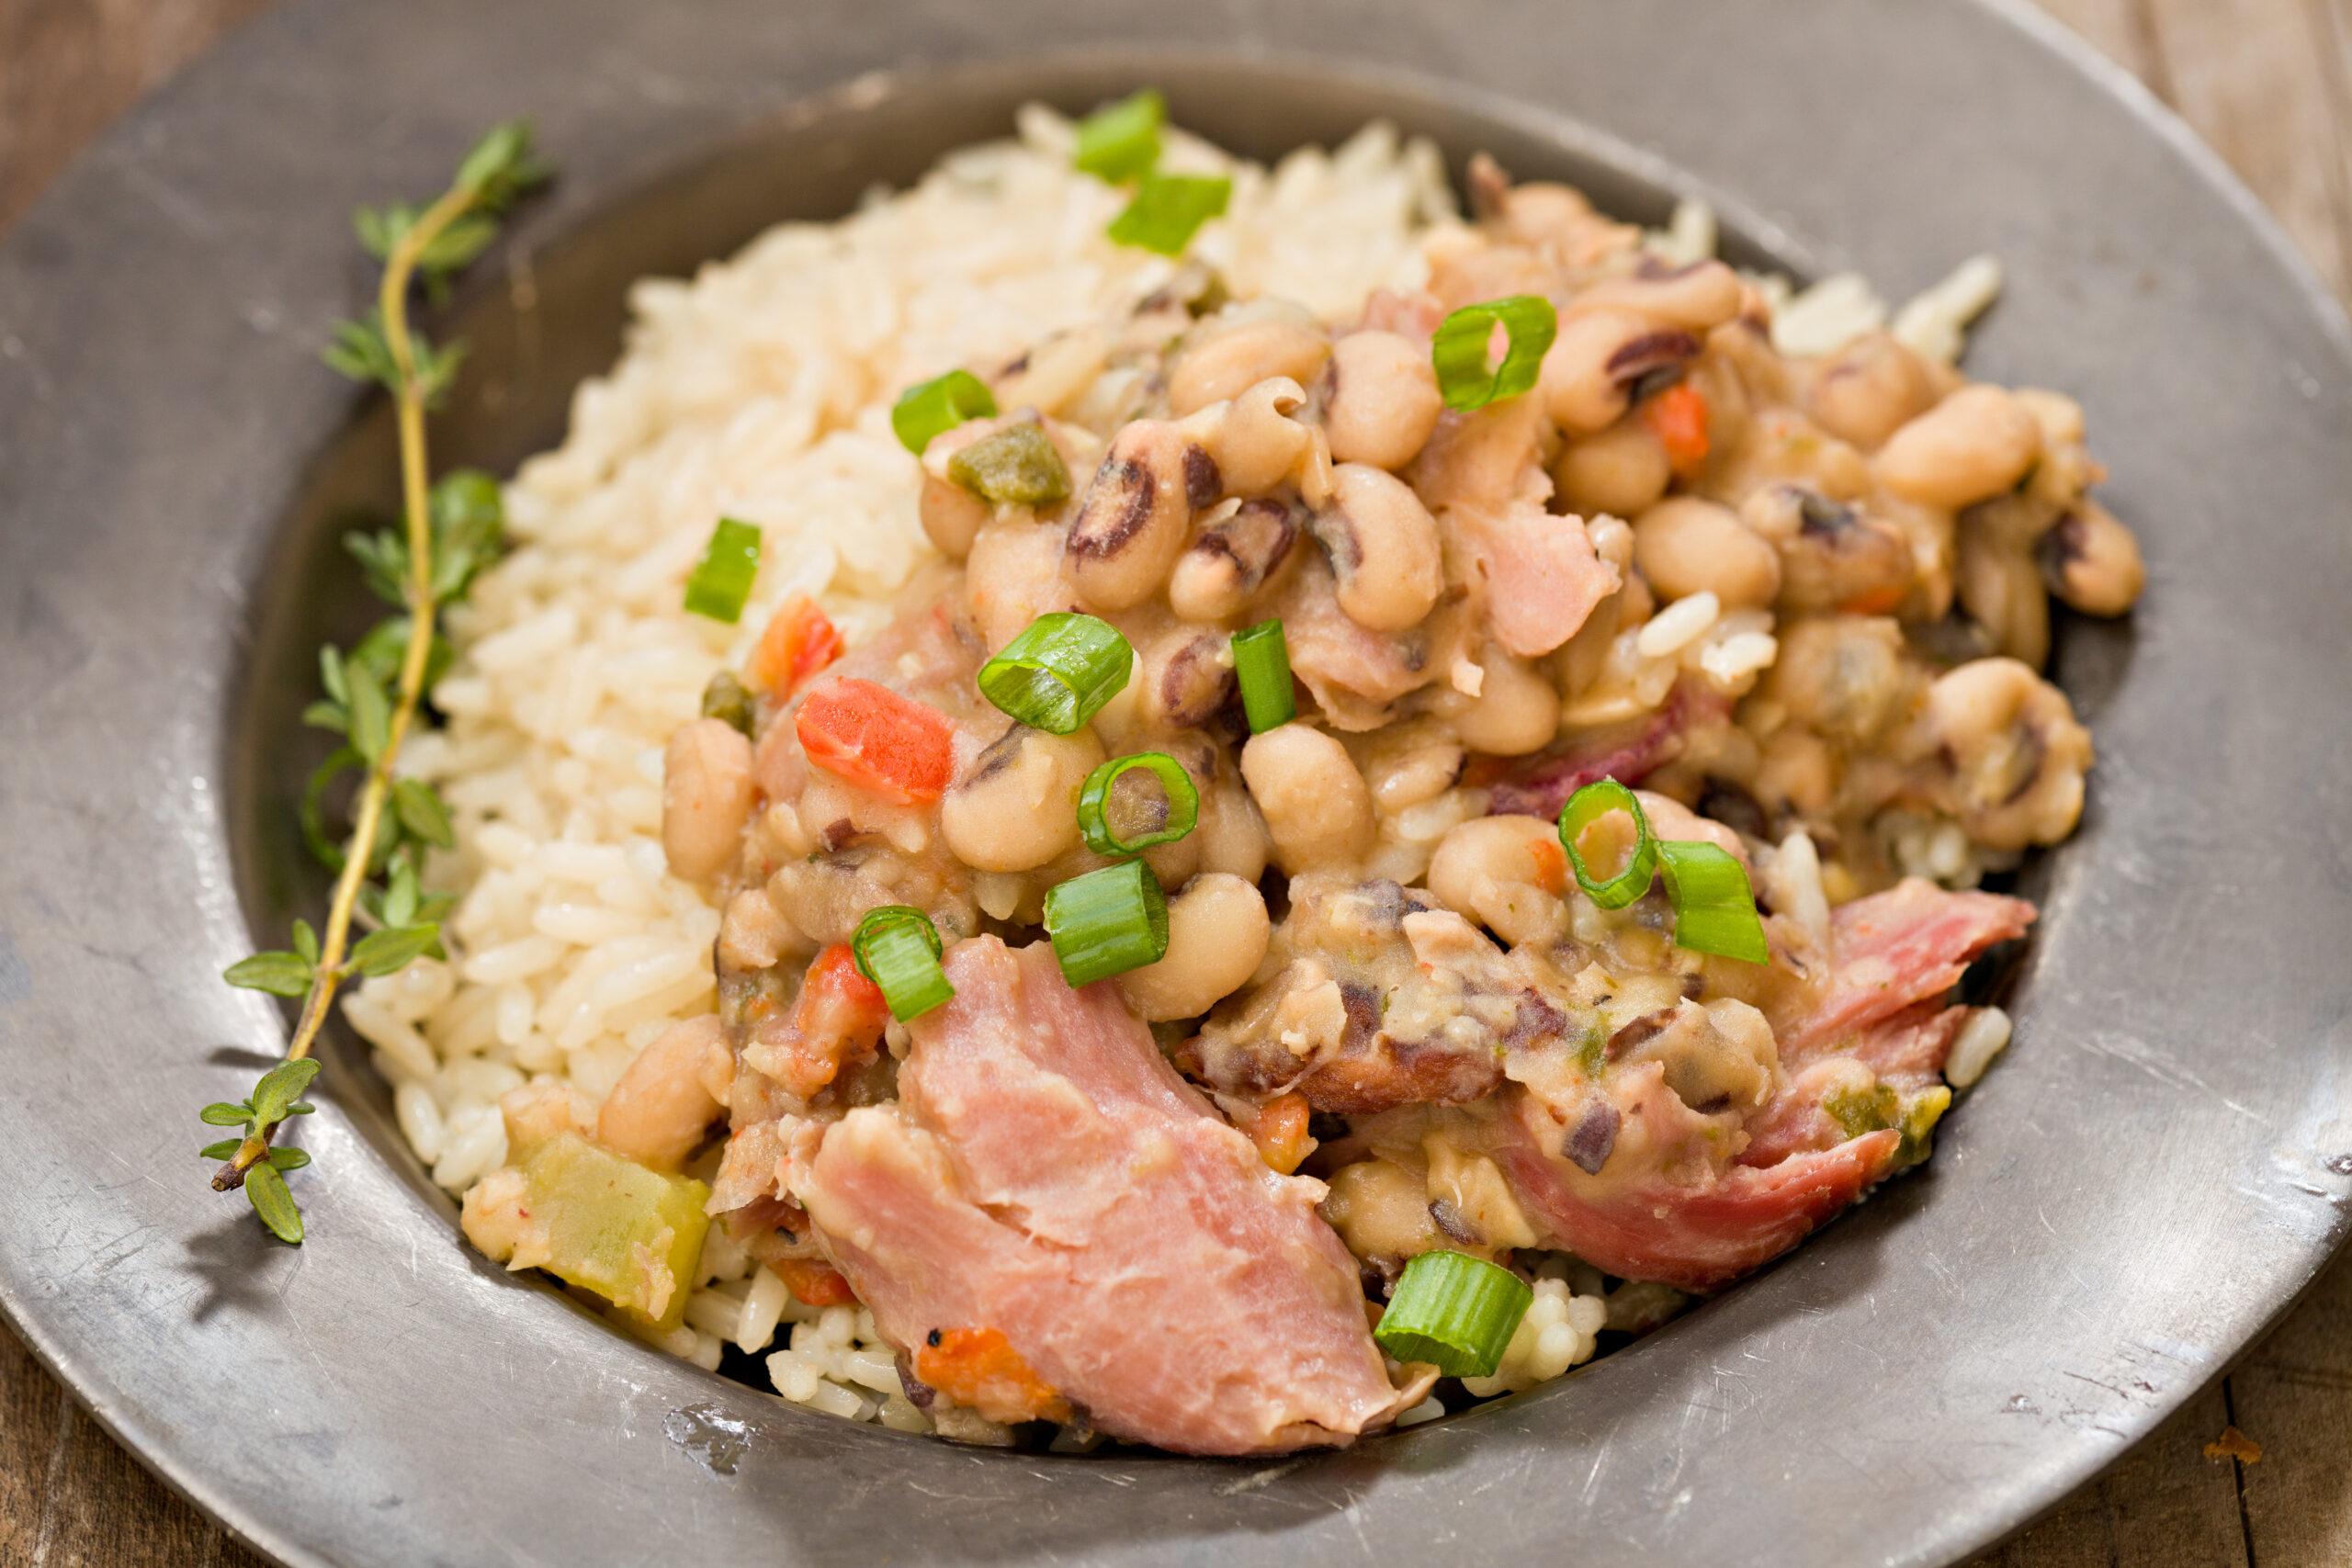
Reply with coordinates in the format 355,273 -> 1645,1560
518,1131 -> 709,1331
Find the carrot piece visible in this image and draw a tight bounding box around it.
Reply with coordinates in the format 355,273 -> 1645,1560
772,1258 -> 857,1308
912,1326 -> 1071,1424
746,593 -> 844,695
1839,582 -> 1908,615
770,943 -> 889,1096
1643,382 -> 1710,472
1527,837 -> 1568,897
794,677 -> 956,804
1240,1092 -> 1317,1175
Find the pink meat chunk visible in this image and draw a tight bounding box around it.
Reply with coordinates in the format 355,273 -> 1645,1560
1494,1095 -> 1902,1293
1484,681 -> 1729,818
790,937 -> 1398,1453
1777,879 -> 2034,1054
1450,498 -> 1619,658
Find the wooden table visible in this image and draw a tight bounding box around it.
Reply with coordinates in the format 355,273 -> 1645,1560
3,0 -> 2347,1562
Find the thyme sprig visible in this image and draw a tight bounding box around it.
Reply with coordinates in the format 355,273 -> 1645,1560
208,122 -> 549,1244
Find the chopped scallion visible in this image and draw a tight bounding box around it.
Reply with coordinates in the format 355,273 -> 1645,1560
1373,1249 -> 1533,1379
977,613 -> 1132,734
1430,295 -> 1558,412
1231,619 -> 1295,733
1656,840 -> 1770,964
1557,778 -> 1657,911
683,517 -> 762,623
1072,89 -> 1165,184
1077,752 -> 1200,857
851,906 -> 955,1021
1107,174 -> 1231,256
1043,860 -> 1169,987
890,369 -> 997,457
945,423 -> 1071,506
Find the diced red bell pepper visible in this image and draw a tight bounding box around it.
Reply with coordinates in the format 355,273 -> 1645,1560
795,678 -> 956,804
747,593 -> 844,696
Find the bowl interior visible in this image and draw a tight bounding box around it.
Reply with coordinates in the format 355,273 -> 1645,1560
225,51 -> 2057,1441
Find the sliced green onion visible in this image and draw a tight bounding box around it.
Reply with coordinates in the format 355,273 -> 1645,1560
684,517 -> 762,623
890,369 -> 997,456
1044,860 -> 1170,987
1072,89 -> 1164,184
1231,618 -> 1295,733
1107,174 -> 1231,256
1558,778 -> 1657,911
851,906 -> 955,1021
1077,752 -> 1200,856
945,423 -> 1071,506
1430,295 -> 1559,412
977,612 -> 1132,734
1373,1249 -> 1533,1379
1657,840 -> 1770,964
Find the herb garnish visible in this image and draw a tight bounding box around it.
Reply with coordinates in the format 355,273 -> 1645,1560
206,123 -> 549,1244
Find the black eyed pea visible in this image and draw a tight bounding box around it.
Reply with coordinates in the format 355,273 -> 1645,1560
1186,377 -> 1312,498
1167,497 -> 1304,623
1193,755 -> 1272,884
1632,496 -> 1782,608
939,724 -> 1104,873
1803,331 -> 1942,452
2039,500 -> 2144,618
661,716 -> 755,881
1570,258 -> 1745,333
1322,330 -> 1444,469
916,423 -> 995,559
1749,488 -> 1917,615
1442,644 -> 1559,757
1066,419 -> 1217,612
1766,616 -> 1918,750
1169,317 -> 1332,419
1957,527 -> 2052,669
1541,310 -> 1701,435
594,1014 -> 733,1172
1428,814 -> 1568,947
1311,463 -> 1445,632
1924,657 -> 2093,851
1875,385 -> 2043,510
1116,873 -> 1272,1021
1138,630 -> 1238,733
1552,415 -> 1672,519
1239,723 -> 1376,872
1063,422 -> 1214,610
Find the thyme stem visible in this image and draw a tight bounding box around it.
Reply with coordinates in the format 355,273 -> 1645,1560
210,181 -> 478,1194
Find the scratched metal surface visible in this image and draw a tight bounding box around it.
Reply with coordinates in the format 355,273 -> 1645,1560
1,2 -> 2349,1565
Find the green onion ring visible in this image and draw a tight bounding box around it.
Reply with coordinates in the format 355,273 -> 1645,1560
1076,752 -> 1201,857
682,516 -> 763,624
1071,89 -> 1165,184
1230,618 -> 1296,733
889,369 -> 997,457
1372,1249 -> 1534,1380
1106,174 -> 1231,256
1557,778 -> 1658,911
1656,840 -> 1770,964
1043,860 -> 1170,987
850,905 -> 956,1021
976,612 -> 1132,735
1430,295 -> 1559,412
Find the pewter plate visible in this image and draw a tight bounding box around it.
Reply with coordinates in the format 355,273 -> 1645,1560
3,2 -> 2349,1564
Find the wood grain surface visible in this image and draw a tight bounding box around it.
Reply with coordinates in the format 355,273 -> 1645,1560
3,1 -> 2348,1563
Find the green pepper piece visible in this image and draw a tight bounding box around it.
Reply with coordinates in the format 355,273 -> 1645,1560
946,423 -> 1071,506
